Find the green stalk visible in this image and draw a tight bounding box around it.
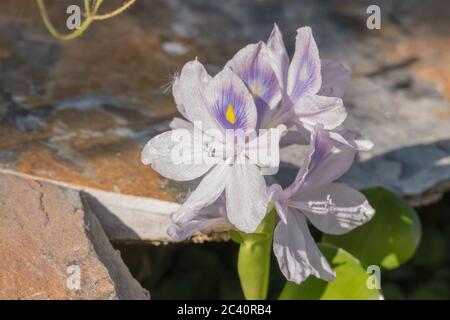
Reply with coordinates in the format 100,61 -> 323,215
230,206 -> 277,300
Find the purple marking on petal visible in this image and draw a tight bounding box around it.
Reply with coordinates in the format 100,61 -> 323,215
230,58 -> 279,128
310,132 -> 329,167
239,64 -> 278,112
212,87 -> 250,130
299,127 -> 357,193
290,34 -> 320,102
226,42 -> 281,128
290,37 -> 318,101
287,126 -> 332,196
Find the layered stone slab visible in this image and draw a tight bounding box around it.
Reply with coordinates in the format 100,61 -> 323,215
0,172 -> 149,299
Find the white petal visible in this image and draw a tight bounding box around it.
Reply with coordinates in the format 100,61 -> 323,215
245,124 -> 285,174
287,27 -> 322,101
173,59 -> 218,131
266,23 -> 290,91
168,196 -> 228,241
172,60 -> 210,120
172,164 -> 230,224
290,183 -> 375,235
317,59 -> 350,98
226,164 -> 268,233
273,207 -> 335,284
172,83 -> 189,119
169,117 -> 194,130
293,94 -> 347,130
141,129 -> 218,181
330,130 -> 374,151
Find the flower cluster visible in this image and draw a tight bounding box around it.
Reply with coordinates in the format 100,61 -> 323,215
142,25 -> 375,284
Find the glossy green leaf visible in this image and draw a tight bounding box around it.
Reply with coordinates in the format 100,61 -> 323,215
322,187 -> 421,270
230,207 -> 276,300
279,243 -> 383,300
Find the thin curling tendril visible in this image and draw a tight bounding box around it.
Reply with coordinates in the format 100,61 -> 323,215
36,0 -> 136,41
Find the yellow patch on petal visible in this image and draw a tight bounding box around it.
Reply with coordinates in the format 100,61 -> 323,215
299,63 -> 309,81
225,104 -> 237,124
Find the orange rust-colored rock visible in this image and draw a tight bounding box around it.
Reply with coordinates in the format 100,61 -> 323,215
380,36 -> 450,100
15,141 -> 178,201
0,1 -> 194,202
0,172 -> 149,299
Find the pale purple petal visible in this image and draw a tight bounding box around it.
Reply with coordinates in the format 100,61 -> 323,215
168,197 -> 228,241
172,164 -> 230,224
287,27 -> 322,102
268,183 -> 284,200
293,94 -> 347,130
141,128 -> 219,181
266,23 -> 290,91
301,127 -> 356,189
268,184 -> 289,223
273,207 -> 335,284
285,126 -> 360,196
225,42 -> 281,128
289,183 -> 375,235
317,59 -> 350,98
204,68 -> 258,131
274,199 -> 288,224
226,163 -> 268,233
329,130 -> 374,151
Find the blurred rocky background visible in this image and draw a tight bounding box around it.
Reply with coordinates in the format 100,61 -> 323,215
0,0 -> 449,299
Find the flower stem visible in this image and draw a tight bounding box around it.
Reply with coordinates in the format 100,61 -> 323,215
230,206 -> 277,300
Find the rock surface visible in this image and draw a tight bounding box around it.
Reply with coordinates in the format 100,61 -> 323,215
0,0 -> 448,207
0,172 -> 149,299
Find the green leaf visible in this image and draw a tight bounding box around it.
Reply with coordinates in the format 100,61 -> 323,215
322,187 -> 421,270
279,243 -> 383,300
233,207 -> 276,300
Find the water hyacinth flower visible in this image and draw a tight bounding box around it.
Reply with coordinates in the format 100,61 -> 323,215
142,60 -> 284,234
269,125 -> 375,284
141,23 -> 375,289
265,24 -> 349,134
